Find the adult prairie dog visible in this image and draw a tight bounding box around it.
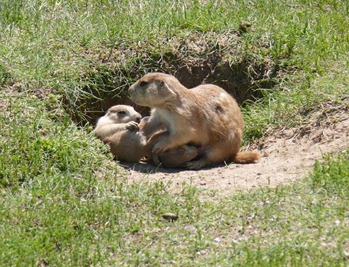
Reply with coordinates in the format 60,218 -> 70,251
128,72 -> 260,169
94,105 -> 199,167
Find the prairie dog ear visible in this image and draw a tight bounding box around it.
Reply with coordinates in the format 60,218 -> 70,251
161,80 -> 176,96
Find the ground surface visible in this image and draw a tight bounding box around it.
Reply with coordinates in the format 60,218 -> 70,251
120,102 -> 349,198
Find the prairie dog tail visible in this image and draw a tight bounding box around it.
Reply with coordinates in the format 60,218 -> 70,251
234,151 -> 260,164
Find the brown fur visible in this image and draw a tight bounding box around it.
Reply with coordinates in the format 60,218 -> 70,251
128,73 -> 260,169
94,105 -> 198,167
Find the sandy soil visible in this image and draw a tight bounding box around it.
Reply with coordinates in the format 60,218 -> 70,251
119,104 -> 349,198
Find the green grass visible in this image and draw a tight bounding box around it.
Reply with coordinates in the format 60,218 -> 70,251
1,0 -> 349,265
1,0 -> 348,103
243,60 -> 349,140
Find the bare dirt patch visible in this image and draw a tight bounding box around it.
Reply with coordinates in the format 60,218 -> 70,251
119,102 -> 349,198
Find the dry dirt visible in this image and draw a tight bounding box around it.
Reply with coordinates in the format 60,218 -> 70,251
119,103 -> 349,198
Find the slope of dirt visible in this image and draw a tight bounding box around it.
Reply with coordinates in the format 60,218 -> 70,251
119,103 -> 349,197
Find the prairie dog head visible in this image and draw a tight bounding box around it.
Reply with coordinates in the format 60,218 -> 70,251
97,105 -> 142,126
128,73 -> 180,107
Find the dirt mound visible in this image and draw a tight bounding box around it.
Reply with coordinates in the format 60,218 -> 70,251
119,103 -> 349,198
67,31 -> 279,126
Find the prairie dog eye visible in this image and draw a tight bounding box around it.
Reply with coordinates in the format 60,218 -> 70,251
117,111 -> 127,115
139,81 -> 148,87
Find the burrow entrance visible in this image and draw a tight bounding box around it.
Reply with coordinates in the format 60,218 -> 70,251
65,33 -> 280,126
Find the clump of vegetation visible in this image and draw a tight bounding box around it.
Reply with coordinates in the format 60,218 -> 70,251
312,151 -> 349,198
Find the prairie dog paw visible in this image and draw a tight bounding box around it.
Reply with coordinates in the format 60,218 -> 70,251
126,121 -> 139,131
152,142 -> 167,154
152,152 -> 161,166
185,161 -> 203,170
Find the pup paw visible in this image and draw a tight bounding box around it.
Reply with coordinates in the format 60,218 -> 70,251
126,121 -> 139,131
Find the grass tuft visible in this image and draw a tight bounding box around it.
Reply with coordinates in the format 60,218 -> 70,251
311,151 -> 349,198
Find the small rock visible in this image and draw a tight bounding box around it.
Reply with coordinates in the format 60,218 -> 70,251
214,237 -> 221,243
184,225 -> 197,232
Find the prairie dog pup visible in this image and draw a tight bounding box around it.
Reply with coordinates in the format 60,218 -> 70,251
94,105 -> 199,167
94,105 -> 146,163
128,72 -> 260,169
94,105 -> 142,139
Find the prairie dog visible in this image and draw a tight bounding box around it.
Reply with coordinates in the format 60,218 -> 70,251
94,105 -> 199,167
128,72 -> 260,169
94,105 -> 146,163
94,105 -> 142,139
